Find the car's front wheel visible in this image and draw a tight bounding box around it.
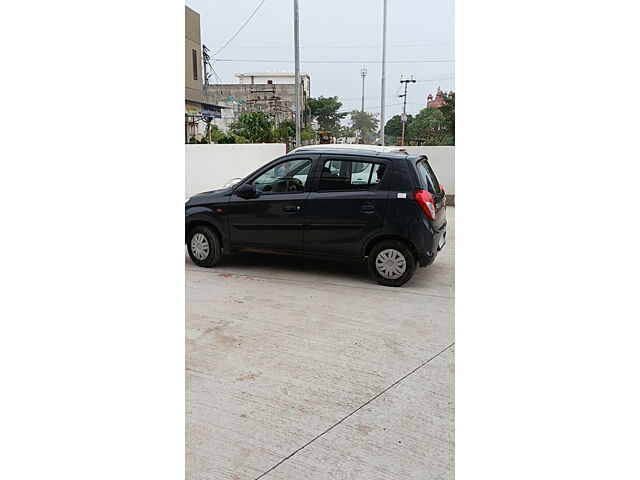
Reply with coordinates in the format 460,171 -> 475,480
367,240 -> 417,287
187,225 -> 221,268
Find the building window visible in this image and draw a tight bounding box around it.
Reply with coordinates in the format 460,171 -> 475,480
192,49 -> 198,80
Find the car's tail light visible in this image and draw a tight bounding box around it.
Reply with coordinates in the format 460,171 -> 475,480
413,189 -> 436,220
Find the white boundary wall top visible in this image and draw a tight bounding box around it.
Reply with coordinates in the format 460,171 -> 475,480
185,144 -> 454,197
186,144 -> 286,196
404,146 -> 455,195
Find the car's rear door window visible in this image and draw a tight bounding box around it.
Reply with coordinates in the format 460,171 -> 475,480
318,159 -> 387,191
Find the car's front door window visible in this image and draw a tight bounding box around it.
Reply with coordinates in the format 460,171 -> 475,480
251,159 -> 312,194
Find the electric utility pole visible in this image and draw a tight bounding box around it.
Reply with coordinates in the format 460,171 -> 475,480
202,44 -> 211,89
380,0 -> 387,145
202,45 -> 213,143
293,0 -> 301,148
399,75 -> 416,146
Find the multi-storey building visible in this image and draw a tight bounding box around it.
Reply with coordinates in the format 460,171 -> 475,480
185,6 -> 223,142
205,72 -> 311,131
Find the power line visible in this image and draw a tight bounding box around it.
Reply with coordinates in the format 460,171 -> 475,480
208,64 -> 238,104
213,58 -> 454,64
416,73 -> 455,82
283,78 -> 453,98
337,102 -> 404,114
339,95 -> 380,101
211,0 -> 269,58
339,98 -> 427,107
207,42 -> 453,49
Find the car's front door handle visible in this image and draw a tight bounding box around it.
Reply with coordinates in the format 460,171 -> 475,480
282,205 -> 299,213
360,205 -> 375,214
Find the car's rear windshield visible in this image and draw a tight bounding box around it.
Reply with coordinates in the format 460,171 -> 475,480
416,158 -> 442,195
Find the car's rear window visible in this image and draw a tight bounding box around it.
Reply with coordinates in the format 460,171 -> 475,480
416,159 -> 441,195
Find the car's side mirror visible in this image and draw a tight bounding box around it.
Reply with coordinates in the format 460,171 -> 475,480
235,183 -> 257,199
224,177 -> 242,188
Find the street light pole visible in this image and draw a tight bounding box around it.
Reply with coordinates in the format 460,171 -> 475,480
380,0 -> 387,146
359,66 -> 367,144
293,0 -> 301,148
361,66 -> 367,112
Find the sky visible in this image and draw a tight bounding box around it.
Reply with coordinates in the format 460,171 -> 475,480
186,0 -> 454,124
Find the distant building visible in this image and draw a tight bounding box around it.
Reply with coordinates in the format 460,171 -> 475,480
185,6 -> 224,142
185,6 -> 203,106
205,72 -> 311,132
427,87 -> 454,108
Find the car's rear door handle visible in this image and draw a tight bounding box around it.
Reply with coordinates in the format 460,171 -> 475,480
360,205 -> 375,214
282,205 -> 299,213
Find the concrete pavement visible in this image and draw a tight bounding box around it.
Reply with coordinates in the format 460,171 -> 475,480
186,208 -> 455,480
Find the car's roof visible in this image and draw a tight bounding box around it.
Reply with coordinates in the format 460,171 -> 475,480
288,144 -> 411,158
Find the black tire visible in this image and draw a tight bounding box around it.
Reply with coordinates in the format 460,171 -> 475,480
187,225 -> 221,268
367,240 -> 417,287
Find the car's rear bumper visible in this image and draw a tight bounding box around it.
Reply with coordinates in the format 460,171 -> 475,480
413,217 -> 447,267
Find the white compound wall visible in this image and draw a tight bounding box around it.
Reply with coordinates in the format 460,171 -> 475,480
186,144 -> 287,196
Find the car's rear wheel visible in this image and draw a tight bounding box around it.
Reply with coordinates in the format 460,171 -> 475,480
367,240 -> 416,287
187,225 -> 221,267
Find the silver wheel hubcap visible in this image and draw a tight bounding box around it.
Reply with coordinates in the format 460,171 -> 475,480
375,249 -> 407,279
190,233 -> 210,260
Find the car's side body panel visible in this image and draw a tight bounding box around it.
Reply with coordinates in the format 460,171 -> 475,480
185,201 -> 231,249
227,192 -> 310,250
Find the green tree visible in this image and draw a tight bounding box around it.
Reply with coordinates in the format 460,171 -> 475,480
406,107 -> 453,146
229,111 -> 274,143
201,123 -> 224,143
385,135 -> 400,146
338,125 -> 355,138
216,134 -> 236,144
307,96 -> 347,132
349,110 -> 379,141
217,134 -> 248,144
384,114 -> 414,139
273,120 -> 296,142
439,94 -> 455,144
301,126 -> 316,142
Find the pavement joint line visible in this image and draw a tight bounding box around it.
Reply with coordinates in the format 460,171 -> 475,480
185,266 -> 455,300
252,342 -> 455,480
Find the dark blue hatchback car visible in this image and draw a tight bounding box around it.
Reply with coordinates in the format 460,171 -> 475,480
185,146 -> 447,286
